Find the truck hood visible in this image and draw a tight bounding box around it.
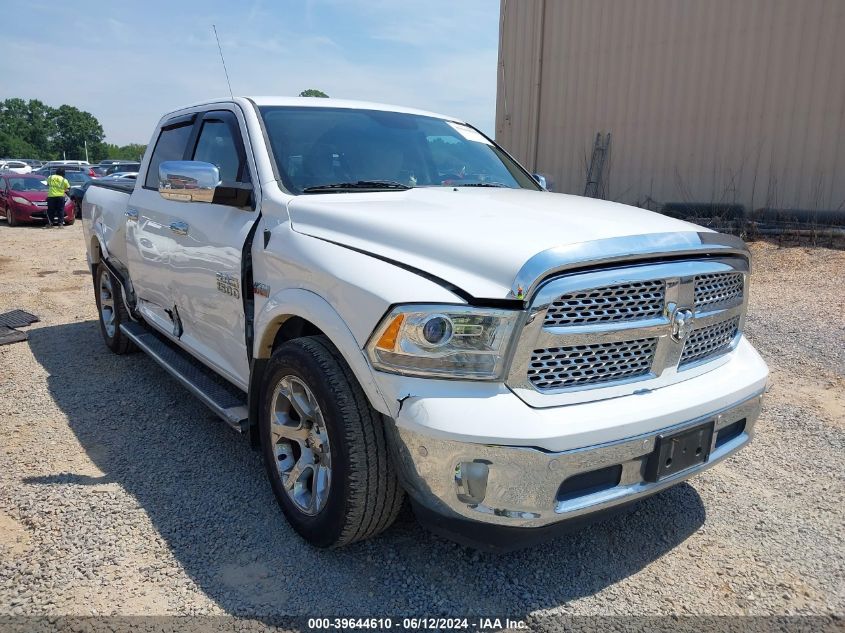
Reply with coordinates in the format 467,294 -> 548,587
288,188 -> 709,299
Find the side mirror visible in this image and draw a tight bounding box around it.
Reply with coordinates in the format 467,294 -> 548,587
159,160 -> 219,203
531,173 -> 548,190
159,160 -> 253,208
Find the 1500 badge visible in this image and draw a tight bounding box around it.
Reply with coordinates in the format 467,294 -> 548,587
215,272 -> 240,299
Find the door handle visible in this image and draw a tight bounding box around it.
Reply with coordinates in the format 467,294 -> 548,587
169,221 -> 189,236
125,208 -> 139,221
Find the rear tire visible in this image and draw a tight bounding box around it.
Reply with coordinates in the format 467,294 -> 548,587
260,336 -> 404,547
94,264 -> 136,354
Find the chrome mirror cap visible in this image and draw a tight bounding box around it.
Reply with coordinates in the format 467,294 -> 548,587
158,160 -> 220,203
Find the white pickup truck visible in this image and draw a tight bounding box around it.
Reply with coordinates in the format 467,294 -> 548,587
82,97 -> 768,550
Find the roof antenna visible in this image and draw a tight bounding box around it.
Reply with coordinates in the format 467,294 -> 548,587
212,25 -> 234,99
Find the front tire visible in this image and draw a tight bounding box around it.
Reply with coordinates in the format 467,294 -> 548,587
6,205 -> 17,227
94,264 -> 136,354
260,336 -> 404,547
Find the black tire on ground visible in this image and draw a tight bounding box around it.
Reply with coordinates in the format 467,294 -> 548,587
260,336 -> 404,547
93,263 -> 136,354
6,205 -> 16,227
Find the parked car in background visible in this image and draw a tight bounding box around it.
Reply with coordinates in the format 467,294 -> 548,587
46,160 -> 90,167
68,181 -> 93,218
0,173 -> 74,226
44,160 -> 96,178
69,174 -> 132,217
22,159 -> 44,169
105,161 -> 141,175
63,171 -> 93,188
0,160 -> 33,174
91,165 -> 109,178
33,165 -> 94,184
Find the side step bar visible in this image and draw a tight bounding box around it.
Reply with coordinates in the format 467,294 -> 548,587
120,322 -> 249,432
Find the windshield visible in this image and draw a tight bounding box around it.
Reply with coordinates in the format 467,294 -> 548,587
259,106 -> 540,194
7,177 -> 47,191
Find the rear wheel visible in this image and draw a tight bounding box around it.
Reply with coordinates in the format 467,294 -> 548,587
94,264 -> 136,354
260,336 -> 404,547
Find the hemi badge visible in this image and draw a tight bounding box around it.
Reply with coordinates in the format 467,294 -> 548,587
253,282 -> 270,297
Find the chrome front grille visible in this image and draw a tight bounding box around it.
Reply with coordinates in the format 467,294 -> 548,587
680,316 -> 740,366
507,258 -> 748,406
544,280 -> 664,326
694,272 -> 743,310
528,338 -> 657,390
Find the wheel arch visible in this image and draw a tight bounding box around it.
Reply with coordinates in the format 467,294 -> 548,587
247,288 -> 392,446
89,235 -> 103,263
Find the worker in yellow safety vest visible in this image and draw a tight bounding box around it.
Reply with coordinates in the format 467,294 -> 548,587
45,168 -> 70,228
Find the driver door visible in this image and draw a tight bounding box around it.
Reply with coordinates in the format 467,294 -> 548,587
164,109 -> 258,387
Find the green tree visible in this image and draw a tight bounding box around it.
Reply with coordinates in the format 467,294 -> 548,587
299,89 -> 329,98
0,98 -> 56,157
51,105 -> 105,161
0,98 -> 144,162
24,99 -> 56,153
101,142 -> 147,161
0,131 -> 39,158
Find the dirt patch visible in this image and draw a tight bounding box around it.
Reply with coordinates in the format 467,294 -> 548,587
0,510 -> 32,557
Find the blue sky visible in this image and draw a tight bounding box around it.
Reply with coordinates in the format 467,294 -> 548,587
1,0 -> 500,145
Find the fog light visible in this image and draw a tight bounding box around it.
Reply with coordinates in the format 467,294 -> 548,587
455,461 -> 489,505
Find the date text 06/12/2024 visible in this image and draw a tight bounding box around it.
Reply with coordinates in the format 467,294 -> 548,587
306,617 -> 528,630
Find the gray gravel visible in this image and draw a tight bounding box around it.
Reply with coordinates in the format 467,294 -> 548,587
0,225 -> 843,618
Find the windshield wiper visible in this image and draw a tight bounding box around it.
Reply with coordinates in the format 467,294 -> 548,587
302,180 -> 411,193
451,182 -> 510,188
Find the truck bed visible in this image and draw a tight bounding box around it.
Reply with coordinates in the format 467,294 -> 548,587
82,179 -> 135,271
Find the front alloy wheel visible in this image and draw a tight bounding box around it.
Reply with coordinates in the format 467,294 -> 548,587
260,336 -> 404,547
270,376 -> 332,515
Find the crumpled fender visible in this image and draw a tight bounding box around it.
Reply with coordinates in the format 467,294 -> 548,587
253,287 -> 392,416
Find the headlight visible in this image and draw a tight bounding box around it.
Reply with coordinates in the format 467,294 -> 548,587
11,196 -> 30,205
366,305 -> 520,379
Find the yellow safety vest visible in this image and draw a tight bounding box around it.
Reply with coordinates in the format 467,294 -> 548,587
47,174 -> 70,197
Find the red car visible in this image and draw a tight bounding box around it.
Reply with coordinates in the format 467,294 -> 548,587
0,173 -> 75,226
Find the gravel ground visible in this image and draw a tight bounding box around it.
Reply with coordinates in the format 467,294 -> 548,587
0,223 -> 843,620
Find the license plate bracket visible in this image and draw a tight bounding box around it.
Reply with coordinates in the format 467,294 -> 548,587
644,420 -> 715,482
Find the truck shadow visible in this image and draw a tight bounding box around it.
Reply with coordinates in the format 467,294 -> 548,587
27,320 -> 706,619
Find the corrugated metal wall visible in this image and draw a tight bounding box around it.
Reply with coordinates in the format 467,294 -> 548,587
495,0 -> 845,212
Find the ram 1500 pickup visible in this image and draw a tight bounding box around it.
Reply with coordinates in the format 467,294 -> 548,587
82,97 -> 768,550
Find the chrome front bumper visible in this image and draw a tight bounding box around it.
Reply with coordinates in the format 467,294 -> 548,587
388,390 -> 764,529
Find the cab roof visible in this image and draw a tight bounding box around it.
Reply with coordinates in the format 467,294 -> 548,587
167,96 -> 464,125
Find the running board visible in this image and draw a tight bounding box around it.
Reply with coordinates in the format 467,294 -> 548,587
120,322 -> 249,432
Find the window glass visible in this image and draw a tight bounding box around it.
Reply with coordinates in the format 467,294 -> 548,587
144,123 -> 192,188
8,177 -> 47,191
259,106 -> 539,194
192,119 -> 245,183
